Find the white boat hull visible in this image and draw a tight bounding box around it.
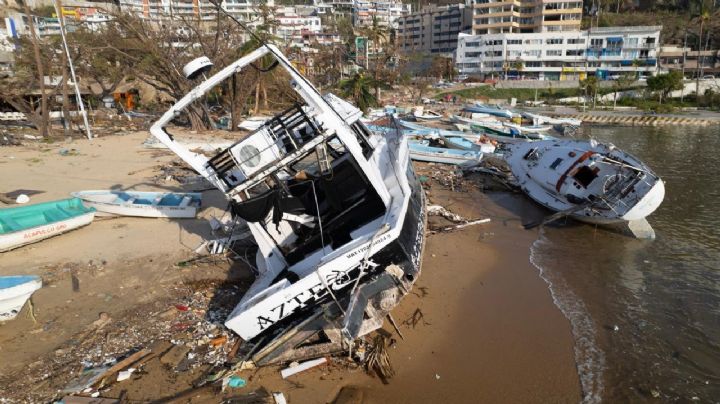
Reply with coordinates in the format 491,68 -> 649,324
0,277 -> 42,321
0,212 -> 95,252
78,199 -> 198,218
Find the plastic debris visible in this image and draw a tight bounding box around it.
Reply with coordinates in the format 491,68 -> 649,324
116,368 -> 135,382
272,392 -> 287,404
281,357 -> 327,379
226,375 -> 246,388
15,194 -> 29,204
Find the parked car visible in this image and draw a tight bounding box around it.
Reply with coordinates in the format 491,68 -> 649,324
702,75 -> 716,80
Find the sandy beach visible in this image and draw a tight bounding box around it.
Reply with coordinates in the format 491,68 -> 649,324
0,131 -> 580,402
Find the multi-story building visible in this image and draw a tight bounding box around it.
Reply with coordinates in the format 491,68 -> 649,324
659,45 -> 719,77
4,12 -> 63,37
276,6 -> 322,47
397,3 -> 472,56
117,0 -> 273,22
456,25 -> 662,80
473,0 -> 582,35
353,0 -> 410,29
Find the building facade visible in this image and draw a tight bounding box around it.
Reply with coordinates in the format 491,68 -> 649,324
473,0 -> 582,35
117,0 -> 273,22
456,25 -> 662,80
659,45 -> 719,77
353,0 -> 410,29
397,3 -> 472,56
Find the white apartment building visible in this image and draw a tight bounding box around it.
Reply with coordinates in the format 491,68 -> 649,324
275,6 -> 322,46
456,25 -> 662,80
353,0 -> 410,29
118,0 -> 273,22
473,0 -> 582,34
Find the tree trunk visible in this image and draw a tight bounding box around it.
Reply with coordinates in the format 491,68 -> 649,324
23,2 -> 50,137
61,50 -> 71,137
254,82 -> 261,114
696,19 -> 704,103
262,82 -> 268,110
614,91 -> 617,110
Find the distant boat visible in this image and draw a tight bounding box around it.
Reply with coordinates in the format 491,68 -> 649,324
412,107 -> 443,121
521,112 -> 582,127
0,275 -> 42,321
469,123 -> 555,144
505,139 -> 665,226
452,114 -> 553,134
238,116 -> 270,131
464,103 -> 517,119
0,198 -> 95,252
377,120 -> 496,153
408,139 -> 484,166
72,190 -> 202,218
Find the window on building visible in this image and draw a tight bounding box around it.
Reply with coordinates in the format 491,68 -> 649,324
523,50 -> 541,57
525,61 -> 541,67
465,41 -> 480,47
566,49 -> 584,56
507,39 -> 522,45
524,39 -> 542,45
546,38 -> 563,44
590,38 -> 603,47
568,38 -> 585,44
546,49 -> 562,56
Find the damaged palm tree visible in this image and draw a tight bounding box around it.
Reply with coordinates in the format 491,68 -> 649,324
149,36 -> 426,365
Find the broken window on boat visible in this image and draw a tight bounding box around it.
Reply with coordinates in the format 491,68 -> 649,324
350,121 -> 375,158
549,157 -> 563,170
522,147 -> 538,160
573,165 -> 599,188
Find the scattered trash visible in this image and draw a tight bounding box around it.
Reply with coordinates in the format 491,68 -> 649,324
210,335 -> 227,347
365,336 -> 394,384
272,392 -> 287,404
116,368 -> 135,382
15,194 -> 29,204
435,373 -> 440,380
613,325 -> 619,332
280,357 -> 328,379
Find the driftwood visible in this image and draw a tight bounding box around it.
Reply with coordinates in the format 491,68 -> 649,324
92,349 -> 151,388
427,205 -> 491,233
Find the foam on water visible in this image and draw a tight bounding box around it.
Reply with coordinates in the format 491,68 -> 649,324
530,228 -> 605,404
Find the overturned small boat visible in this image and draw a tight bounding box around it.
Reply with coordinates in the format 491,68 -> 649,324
505,139 -> 665,234
412,107 -> 442,121
465,103 -> 517,119
0,198 -> 95,252
149,45 -> 425,362
72,190 -> 201,218
408,139 -> 484,166
0,275 -> 42,321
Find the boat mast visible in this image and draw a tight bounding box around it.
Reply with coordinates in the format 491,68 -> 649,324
53,0 -> 93,140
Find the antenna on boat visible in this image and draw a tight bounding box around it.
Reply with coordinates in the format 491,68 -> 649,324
53,0 -> 93,140
206,0 -> 350,123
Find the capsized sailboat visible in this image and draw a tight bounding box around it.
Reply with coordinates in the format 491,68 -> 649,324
149,45 -> 426,360
504,139 -> 665,229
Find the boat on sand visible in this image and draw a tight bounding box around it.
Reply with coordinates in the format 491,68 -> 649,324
0,198 -> 95,252
0,275 -> 42,321
72,190 -> 202,218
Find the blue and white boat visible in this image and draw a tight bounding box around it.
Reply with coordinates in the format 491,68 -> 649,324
72,190 -> 202,218
0,275 -> 42,321
0,198 -> 96,252
408,139 -> 484,166
464,103 -> 517,119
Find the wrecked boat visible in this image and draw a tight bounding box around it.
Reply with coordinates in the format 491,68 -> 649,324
0,198 -> 95,252
505,139 -> 665,236
149,44 -> 425,363
0,275 -> 42,321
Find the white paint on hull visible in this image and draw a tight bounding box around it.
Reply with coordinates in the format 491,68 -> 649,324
0,212 -> 95,252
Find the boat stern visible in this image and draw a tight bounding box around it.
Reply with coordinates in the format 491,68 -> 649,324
623,179 -> 666,222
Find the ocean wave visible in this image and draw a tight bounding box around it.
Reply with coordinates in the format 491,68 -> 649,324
530,228 -> 606,404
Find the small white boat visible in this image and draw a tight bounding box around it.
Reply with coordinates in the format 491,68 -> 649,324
408,139 -> 484,166
521,112 -> 582,127
505,139 -> 665,226
0,275 -> 42,321
412,107 -> 443,121
0,198 -> 95,252
238,116 -> 270,131
72,190 -> 202,218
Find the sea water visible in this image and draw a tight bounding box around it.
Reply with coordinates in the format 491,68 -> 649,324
530,125 -> 720,402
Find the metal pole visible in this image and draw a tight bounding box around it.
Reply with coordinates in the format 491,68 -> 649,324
53,0 -> 92,139
681,29 -> 687,102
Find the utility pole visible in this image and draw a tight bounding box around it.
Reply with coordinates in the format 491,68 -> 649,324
54,0 -> 93,139
681,29 -> 687,102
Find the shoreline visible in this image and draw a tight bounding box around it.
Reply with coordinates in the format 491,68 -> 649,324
0,133 -> 581,402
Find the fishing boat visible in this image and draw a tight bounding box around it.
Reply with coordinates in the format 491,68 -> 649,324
452,114 -> 553,135
0,275 -> 42,321
0,198 -> 95,252
148,43 -> 425,361
408,139 -> 484,165
464,103 -> 517,119
374,120 -> 496,153
72,190 -> 202,218
504,139 -> 665,228
521,111 -> 582,127
412,107 -> 443,121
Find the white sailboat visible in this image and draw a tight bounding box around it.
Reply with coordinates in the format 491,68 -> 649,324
505,139 -> 665,229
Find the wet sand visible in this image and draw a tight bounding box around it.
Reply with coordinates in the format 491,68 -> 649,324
0,132 -> 580,402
